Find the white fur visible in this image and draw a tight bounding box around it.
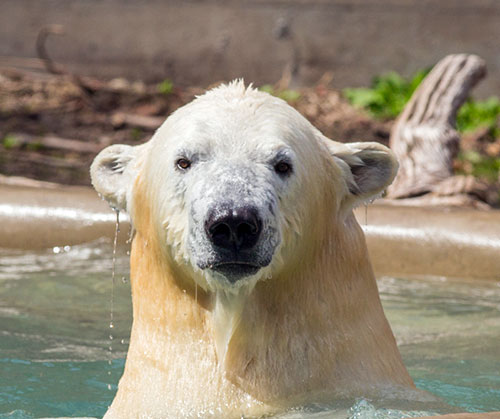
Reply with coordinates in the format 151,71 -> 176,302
90,81 -> 403,417
92,81 -> 398,363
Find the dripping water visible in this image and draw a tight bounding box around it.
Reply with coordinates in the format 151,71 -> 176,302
107,210 -> 120,390
124,221 -> 133,260
126,221 -> 134,246
364,202 -> 368,226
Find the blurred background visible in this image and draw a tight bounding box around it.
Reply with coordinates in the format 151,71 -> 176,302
2,0 -> 500,92
1,0 -> 499,204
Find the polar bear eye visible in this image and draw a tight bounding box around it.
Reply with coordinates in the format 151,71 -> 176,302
176,158 -> 191,171
274,161 -> 292,176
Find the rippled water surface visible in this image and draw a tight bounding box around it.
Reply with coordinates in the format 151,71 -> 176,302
1,242 -> 499,418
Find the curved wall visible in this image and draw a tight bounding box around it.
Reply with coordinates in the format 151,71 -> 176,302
1,0 -> 499,96
2,184 -> 499,281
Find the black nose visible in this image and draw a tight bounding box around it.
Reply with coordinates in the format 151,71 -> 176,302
205,205 -> 262,251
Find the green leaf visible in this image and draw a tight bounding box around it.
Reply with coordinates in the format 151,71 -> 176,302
2,134 -> 19,149
258,85 -> 301,103
457,151 -> 500,183
259,84 -> 275,94
456,97 -> 500,133
343,70 -> 429,120
158,79 -> 174,96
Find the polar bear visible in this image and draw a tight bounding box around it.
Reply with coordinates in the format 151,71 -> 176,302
91,81 -> 419,418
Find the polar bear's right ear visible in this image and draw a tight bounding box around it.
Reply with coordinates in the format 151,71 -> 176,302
90,144 -> 145,212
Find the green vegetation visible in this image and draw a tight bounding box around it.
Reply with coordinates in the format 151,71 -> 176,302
26,141 -> 42,151
457,97 -> 500,135
2,134 -> 19,149
130,127 -> 143,142
457,151 -> 500,183
343,71 -> 500,135
343,70 -> 429,120
259,85 -> 301,103
158,79 -> 174,96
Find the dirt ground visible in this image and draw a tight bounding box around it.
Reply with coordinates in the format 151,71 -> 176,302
0,69 -> 392,186
0,68 -> 497,209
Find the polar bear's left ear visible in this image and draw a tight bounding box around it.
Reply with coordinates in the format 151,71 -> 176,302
325,140 -> 399,208
90,143 -> 146,212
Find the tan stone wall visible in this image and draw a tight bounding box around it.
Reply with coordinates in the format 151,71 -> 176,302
1,0 -> 499,95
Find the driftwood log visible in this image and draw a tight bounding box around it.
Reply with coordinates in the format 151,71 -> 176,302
386,54 -> 488,205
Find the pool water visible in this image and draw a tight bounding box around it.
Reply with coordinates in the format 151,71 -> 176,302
1,242 -> 499,418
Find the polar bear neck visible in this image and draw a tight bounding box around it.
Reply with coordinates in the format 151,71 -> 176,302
109,180 -> 415,417
222,213 -> 415,402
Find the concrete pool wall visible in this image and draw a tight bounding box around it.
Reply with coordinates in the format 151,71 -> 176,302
2,182 -> 499,282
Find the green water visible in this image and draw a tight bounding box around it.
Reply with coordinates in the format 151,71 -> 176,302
0,243 -> 131,418
1,242 -> 499,418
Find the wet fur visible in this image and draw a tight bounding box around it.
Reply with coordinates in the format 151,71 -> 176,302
93,82 -> 418,418
105,166 -> 414,418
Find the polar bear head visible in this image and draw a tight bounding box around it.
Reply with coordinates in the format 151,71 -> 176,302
91,81 -> 398,294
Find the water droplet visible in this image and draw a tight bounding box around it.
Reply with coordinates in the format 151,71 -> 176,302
107,384 -> 112,390
126,250 -> 130,256
121,276 -> 128,284
109,322 -> 114,329
120,339 -> 125,345
52,246 -> 61,254
127,224 -> 134,244
109,335 -> 114,340
63,245 -> 71,252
